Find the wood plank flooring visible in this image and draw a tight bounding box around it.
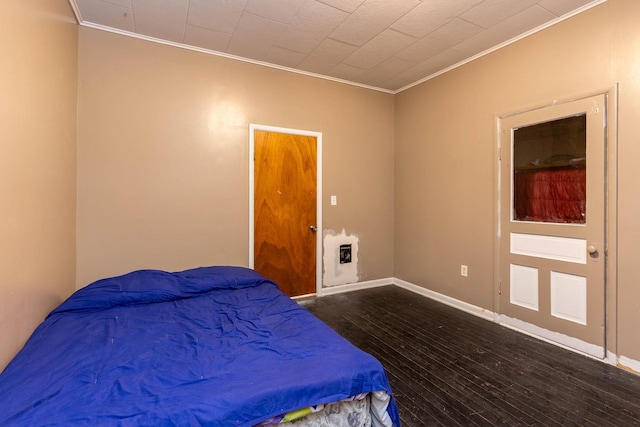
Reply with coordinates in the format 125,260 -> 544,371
302,285 -> 640,426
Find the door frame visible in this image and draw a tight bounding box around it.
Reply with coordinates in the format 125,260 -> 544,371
493,86 -> 618,361
248,123 -> 323,296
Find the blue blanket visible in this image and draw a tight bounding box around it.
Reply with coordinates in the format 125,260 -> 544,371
0,266 -> 399,426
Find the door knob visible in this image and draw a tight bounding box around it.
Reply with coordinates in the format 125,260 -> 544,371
587,245 -> 597,254
310,225 -> 318,232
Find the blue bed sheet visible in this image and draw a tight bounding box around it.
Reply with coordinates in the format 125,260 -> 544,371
0,266 -> 400,426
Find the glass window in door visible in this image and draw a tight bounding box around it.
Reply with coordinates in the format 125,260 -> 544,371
512,114 -> 587,224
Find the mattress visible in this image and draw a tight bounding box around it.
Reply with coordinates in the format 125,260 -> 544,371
0,266 -> 400,426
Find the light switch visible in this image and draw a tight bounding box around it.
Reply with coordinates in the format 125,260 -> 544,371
331,195 -> 337,206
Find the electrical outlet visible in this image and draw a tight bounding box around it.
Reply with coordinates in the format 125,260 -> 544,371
460,265 -> 468,277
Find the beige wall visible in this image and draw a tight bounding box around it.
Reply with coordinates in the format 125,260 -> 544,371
394,0 -> 640,362
76,28 -> 395,288
6,0 -> 639,374
0,0 -> 78,369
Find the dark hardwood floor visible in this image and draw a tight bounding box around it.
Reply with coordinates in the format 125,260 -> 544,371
303,285 -> 640,426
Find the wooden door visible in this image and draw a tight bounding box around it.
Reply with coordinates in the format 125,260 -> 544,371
498,94 -> 606,358
253,129 -> 317,297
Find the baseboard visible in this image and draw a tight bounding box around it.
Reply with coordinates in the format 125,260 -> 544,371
498,314 -> 605,360
392,278 -> 495,321
318,277 -> 640,375
618,356 -> 640,375
318,277 -> 393,296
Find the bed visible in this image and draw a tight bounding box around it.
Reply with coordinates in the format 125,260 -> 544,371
0,266 -> 400,426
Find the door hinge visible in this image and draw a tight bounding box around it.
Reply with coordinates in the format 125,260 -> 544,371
498,281 -> 502,295
498,147 -> 502,161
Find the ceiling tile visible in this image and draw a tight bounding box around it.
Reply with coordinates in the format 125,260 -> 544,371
187,0 -> 247,34
344,29 -> 416,69
244,0 -> 306,24
396,18 -> 483,62
355,56 -> 416,86
538,0 -> 595,16
329,63 -> 366,81
264,46 -> 308,68
393,49 -> 468,86
453,5 -> 556,56
99,0 -> 132,7
297,38 -> 359,74
274,1 -> 348,54
76,0 -> 135,32
226,12 -> 286,60
395,36 -> 445,63
376,76 -> 412,91
183,25 -> 232,52
461,0 -> 541,29
391,0 -> 483,39
315,0 -> 365,13
329,0 -> 420,46
132,0 -> 189,41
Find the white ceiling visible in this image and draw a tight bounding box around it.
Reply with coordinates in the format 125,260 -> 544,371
69,0 -> 605,93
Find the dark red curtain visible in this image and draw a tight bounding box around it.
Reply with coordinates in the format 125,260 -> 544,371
513,168 -> 586,223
